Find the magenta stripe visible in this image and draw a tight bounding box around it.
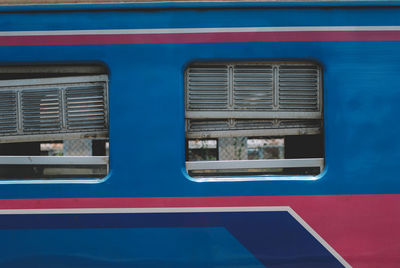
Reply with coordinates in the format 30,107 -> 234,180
0,194 -> 398,209
0,30 -> 400,46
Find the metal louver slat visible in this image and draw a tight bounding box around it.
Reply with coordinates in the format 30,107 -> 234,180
278,65 -> 320,111
0,91 -> 17,135
22,89 -> 61,133
233,65 -> 273,109
65,84 -> 107,130
187,66 -> 228,110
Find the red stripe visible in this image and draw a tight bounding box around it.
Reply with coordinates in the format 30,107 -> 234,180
0,194 -> 396,209
1,30 -> 400,46
1,194 -> 399,267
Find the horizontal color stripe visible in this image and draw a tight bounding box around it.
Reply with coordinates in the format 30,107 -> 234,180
0,206 -> 289,215
0,27 -> 399,46
0,194 -> 395,209
2,26 -> 400,36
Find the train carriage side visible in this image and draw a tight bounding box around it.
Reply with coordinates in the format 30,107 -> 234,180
0,1 -> 399,267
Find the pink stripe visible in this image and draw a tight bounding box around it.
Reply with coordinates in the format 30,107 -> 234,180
0,194 -> 396,209
1,30 -> 400,46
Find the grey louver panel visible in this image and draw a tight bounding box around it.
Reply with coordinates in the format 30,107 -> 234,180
0,91 -> 17,135
185,62 -> 322,138
22,89 -> 61,133
186,66 -> 228,110
233,65 -> 273,109
278,65 -> 320,111
0,75 -> 108,143
65,85 -> 107,131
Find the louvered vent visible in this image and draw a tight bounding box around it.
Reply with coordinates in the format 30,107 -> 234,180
22,89 -> 61,133
235,119 -> 274,129
233,65 -> 273,110
186,65 -> 228,110
278,64 -> 320,111
279,120 -> 321,129
188,120 -> 230,132
185,62 -> 322,138
0,75 -> 108,142
0,91 -> 17,135
65,84 -> 107,131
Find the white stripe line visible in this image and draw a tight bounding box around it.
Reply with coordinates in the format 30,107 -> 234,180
0,206 -> 289,214
0,26 -> 399,36
0,205 -> 350,267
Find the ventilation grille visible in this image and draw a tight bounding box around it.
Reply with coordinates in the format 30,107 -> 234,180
0,91 -> 17,135
187,66 -> 228,110
185,62 -> 322,138
235,119 -> 274,128
278,65 -> 320,110
188,120 -> 229,131
233,65 -> 273,110
65,85 -> 106,131
22,89 -> 61,133
279,120 -> 321,128
187,119 -> 321,133
186,63 -> 321,112
0,75 -> 108,141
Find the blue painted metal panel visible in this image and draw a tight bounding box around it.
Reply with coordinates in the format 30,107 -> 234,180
0,212 -> 343,267
0,41 -> 400,197
0,227 -> 263,268
0,7 -> 399,31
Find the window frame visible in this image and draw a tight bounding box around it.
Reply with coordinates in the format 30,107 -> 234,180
184,61 -> 324,182
0,73 -> 110,184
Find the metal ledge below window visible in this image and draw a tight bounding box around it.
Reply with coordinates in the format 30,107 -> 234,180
186,158 -> 324,176
187,127 -> 321,139
0,156 -> 108,165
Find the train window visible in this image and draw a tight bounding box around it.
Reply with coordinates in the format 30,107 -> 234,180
185,62 -> 324,180
0,64 -> 109,180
